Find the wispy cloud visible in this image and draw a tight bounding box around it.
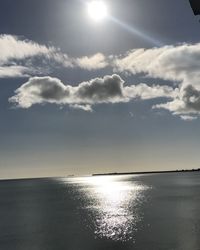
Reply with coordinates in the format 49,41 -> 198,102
0,34 -> 73,78
0,34 -> 53,64
0,65 -> 30,78
69,104 -> 93,112
179,115 -> 197,121
0,35 -> 109,78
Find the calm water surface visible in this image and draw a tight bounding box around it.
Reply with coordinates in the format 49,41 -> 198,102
0,173 -> 200,250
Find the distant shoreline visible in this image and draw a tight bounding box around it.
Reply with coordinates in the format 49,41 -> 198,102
92,168 -> 200,177
0,168 -> 200,181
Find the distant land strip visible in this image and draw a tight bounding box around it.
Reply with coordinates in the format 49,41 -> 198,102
92,168 -> 200,176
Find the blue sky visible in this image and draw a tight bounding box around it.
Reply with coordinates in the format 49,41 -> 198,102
0,0 -> 200,178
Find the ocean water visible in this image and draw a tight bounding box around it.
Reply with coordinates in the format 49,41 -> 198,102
0,173 -> 200,250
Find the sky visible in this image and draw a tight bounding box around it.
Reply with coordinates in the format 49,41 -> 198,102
0,0 -> 200,179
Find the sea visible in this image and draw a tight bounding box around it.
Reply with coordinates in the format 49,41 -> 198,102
0,172 -> 200,250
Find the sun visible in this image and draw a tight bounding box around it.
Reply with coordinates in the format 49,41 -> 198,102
87,1 -> 108,22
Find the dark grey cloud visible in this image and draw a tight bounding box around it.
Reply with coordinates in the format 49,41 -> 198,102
183,85 -> 200,112
9,74 -> 174,110
76,74 -> 124,102
22,77 -> 70,101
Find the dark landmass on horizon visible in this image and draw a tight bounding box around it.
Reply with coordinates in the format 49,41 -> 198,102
92,168 -> 200,176
1,168 -> 200,181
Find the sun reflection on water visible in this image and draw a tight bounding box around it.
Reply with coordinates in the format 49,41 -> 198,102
64,175 -> 149,241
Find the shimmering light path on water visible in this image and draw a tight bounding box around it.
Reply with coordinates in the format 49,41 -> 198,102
64,175 -> 150,241
0,173 -> 200,250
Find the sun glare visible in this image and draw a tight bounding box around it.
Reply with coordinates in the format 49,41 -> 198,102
87,1 -> 108,22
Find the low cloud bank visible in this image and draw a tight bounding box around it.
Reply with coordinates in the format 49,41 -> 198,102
9,74 -> 174,111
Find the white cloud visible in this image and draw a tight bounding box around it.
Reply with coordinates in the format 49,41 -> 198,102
180,115 -> 197,121
0,34 -> 54,65
113,43 -> 200,88
69,104 -> 93,112
0,34 -> 74,78
3,34 -> 200,120
0,66 -> 30,78
0,35 -> 107,77
75,53 -> 108,70
124,83 -> 176,100
112,42 -> 200,120
9,74 -> 174,110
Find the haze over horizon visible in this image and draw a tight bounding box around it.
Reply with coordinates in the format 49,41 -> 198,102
0,0 -> 200,179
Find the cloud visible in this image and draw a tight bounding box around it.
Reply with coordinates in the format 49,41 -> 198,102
154,85 -> 200,118
0,35 -> 106,77
0,34 -> 74,78
113,43 -> 200,88
0,34 -> 54,64
3,35 -> 200,85
69,104 -> 93,112
0,65 -> 30,78
9,74 -> 174,110
3,35 -> 200,120
111,42 -> 200,119
75,53 -> 108,70
0,34 -> 109,78
180,115 -> 197,121
124,83 -> 176,100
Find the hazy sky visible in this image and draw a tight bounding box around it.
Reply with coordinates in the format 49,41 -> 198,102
0,0 -> 200,178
